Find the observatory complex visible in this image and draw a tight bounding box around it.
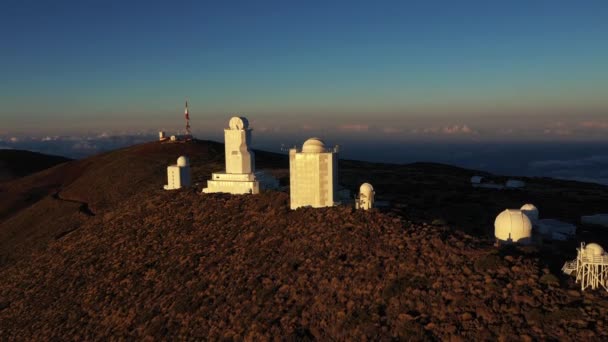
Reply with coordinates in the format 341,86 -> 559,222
164,156 -> 192,190
202,117 -> 259,195
289,138 -> 338,210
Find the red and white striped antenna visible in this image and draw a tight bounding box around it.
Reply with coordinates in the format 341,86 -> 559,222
184,99 -> 191,138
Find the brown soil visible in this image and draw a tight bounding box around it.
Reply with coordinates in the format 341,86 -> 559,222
1,140 -> 608,339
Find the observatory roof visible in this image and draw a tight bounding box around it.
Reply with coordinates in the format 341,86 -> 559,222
229,117 -> 249,130
302,138 -> 326,153
360,183 -> 374,194
177,156 -> 189,167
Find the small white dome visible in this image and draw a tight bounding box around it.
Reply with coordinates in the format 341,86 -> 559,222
302,138 -> 326,153
471,176 -> 483,184
229,116 -> 249,130
177,156 -> 189,167
520,204 -> 539,222
360,183 -> 374,196
494,209 -> 533,244
585,243 -> 605,257
506,179 -> 525,188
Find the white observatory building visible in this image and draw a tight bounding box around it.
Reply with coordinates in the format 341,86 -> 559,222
289,138 -> 338,210
494,209 -> 533,244
520,203 -> 539,224
563,243 -> 608,292
355,183 -> 375,210
202,117 -> 259,195
164,156 -> 192,190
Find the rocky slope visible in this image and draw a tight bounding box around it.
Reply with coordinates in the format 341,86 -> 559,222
1,140 -> 608,339
1,190 -> 607,340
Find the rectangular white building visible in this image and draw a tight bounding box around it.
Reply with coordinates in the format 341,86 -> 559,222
289,138 -> 338,209
164,156 -> 191,190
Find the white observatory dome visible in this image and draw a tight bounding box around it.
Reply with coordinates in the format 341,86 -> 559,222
360,183 -> 374,196
520,203 -> 539,223
229,116 -> 249,130
584,243 -> 605,257
302,138 -> 326,153
470,176 -> 483,184
494,209 -> 533,244
177,156 -> 189,167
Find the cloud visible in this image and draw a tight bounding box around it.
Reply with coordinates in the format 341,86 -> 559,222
382,127 -> 404,134
337,124 -> 369,132
580,121 -> 608,130
412,124 -> 477,135
543,121 -> 572,136
442,124 -> 475,135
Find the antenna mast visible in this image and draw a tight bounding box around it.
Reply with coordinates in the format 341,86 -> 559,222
184,99 -> 192,139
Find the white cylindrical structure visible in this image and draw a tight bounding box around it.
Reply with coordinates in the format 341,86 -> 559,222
177,156 -> 189,167
159,131 -> 166,140
520,203 -> 539,224
358,183 -> 375,210
494,209 -> 533,244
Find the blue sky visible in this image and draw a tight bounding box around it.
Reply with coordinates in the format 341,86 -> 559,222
1,0 -> 607,140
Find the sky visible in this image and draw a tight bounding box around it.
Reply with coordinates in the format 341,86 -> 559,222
1,0 -> 608,142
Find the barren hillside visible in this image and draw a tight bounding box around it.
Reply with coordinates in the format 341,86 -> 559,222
1,140 -> 608,339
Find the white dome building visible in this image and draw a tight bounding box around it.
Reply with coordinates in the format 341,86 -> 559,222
164,156 -> 192,190
494,209 -> 533,244
356,183 -> 375,210
301,138 -> 327,153
520,203 -> 539,224
289,137 -> 338,209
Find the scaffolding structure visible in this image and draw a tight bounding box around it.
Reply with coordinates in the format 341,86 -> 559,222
563,242 -> 608,291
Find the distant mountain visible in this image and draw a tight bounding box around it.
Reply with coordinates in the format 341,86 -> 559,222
0,149 -> 70,182
1,139 -> 608,339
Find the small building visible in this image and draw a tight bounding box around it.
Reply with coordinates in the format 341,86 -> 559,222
537,219 -> 576,241
471,176 -> 505,190
581,214 -> 608,228
520,203 -> 539,224
506,179 -> 526,189
289,138 -> 338,210
164,156 -> 191,190
355,183 -> 375,210
159,131 -> 167,141
494,209 -> 533,244
470,176 -> 484,184
202,117 -> 259,195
